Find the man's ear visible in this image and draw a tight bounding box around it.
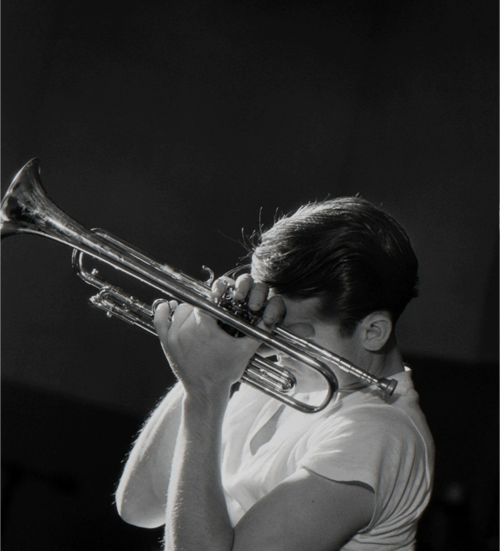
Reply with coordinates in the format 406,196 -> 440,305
359,311 -> 393,352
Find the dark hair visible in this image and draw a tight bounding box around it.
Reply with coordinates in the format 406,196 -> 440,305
250,197 -> 419,336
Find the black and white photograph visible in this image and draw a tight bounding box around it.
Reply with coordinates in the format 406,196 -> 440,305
2,1 -> 498,550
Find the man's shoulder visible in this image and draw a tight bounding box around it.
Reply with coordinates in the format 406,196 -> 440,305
315,390 -> 429,448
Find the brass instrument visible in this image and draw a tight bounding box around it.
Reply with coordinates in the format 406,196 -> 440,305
1,159 -> 397,413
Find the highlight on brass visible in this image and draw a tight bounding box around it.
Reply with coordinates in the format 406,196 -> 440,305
1,159 -> 397,413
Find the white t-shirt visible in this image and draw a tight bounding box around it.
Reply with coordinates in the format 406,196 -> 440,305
221,368 -> 434,550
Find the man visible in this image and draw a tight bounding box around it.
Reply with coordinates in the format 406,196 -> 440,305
115,197 -> 434,550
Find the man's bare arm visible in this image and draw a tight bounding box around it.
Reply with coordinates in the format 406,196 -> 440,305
233,469 -> 374,551
115,382 -> 184,528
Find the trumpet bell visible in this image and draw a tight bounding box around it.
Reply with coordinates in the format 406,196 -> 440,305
1,158 -> 46,238
1,158 -> 91,250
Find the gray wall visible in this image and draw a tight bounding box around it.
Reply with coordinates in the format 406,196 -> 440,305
2,2 -> 498,550
3,0 -> 497,417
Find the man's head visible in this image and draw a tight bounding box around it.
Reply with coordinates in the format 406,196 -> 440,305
250,197 -> 419,338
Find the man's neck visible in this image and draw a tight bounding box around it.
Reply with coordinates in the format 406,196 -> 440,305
336,339 -> 405,392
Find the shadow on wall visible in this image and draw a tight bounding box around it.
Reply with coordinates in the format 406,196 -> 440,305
410,358 -> 499,551
2,356 -> 499,551
1,382 -> 164,551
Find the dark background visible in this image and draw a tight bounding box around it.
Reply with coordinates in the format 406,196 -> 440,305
2,0 -> 498,549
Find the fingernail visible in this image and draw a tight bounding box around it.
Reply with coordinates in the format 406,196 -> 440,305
152,299 -> 170,315
262,316 -> 275,327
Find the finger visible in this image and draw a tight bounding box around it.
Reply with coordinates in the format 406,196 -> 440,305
154,301 -> 173,341
152,298 -> 178,316
171,303 -> 194,330
211,277 -> 235,299
261,294 -> 285,329
233,274 -> 254,301
247,281 -> 270,311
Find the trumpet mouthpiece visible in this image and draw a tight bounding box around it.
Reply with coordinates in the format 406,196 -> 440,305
379,378 -> 398,397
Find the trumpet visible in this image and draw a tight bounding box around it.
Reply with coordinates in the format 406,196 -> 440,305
1,159 -> 397,413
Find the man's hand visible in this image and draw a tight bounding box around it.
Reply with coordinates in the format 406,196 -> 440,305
154,275 -> 285,398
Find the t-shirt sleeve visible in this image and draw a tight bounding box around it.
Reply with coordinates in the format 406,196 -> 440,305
297,405 -> 424,527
